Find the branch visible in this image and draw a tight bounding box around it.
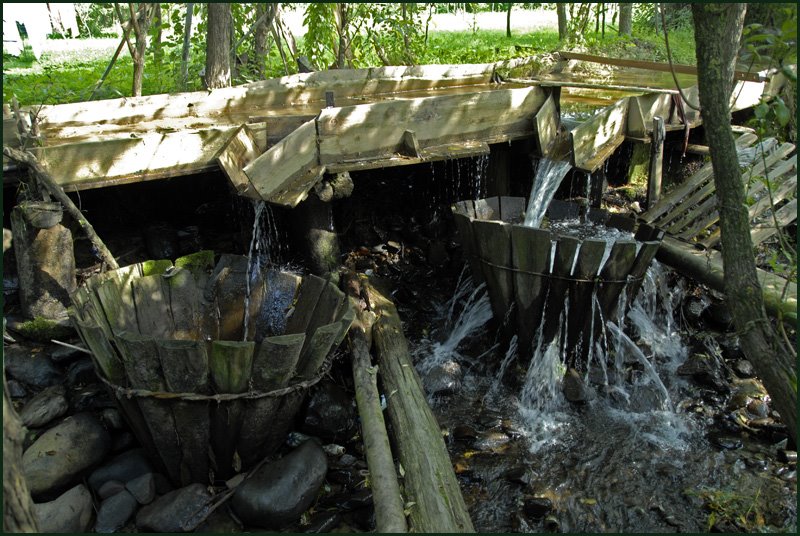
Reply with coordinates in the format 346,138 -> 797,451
114,3 -> 137,59
3,146 -> 119,270
90,20 -> 135,100
660,3 -> 701,111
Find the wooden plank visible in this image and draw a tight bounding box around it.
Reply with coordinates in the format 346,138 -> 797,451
565,239 -> 606,366
317,87 -> 547,165
254,270 -> 302,339
95,278 -> 139,335
284,274 -> 327,335
238,333 -> 305,467
452,211 -> 484,286
534,93 -> 559,157
115,333 -> 184,484
217,125 -> 263,200
167,268 -> 209,341
472,219 -> 513,321
209,340 -> 255,478
596,241 -> 638,323
132,274 -> 175,339
541,236 -> 580,347
295,322 -> 342,380
748,198 -> 798,247
155,339 -> 211,485
570,97 -> 629,172
510,225 -> 552,356
298,283 -> 345,366
205,254 -> 249,341
243,120 -> 324,208
557,51 -> 765,83
625,240 -> 663,307
324,140 -> 491,174
499,196 -> 526,222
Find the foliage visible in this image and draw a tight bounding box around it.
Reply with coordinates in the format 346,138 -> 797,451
74,3 -> 118,38
687,486 -> 769,533
421,29 -> 558,65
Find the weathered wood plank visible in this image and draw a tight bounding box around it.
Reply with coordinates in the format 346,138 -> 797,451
472,219 -> 513,321
325,140 -> 491,175
155,339 -> 211,485
298,283 -> 345,367
132,274 -> 175,339
565,239 -> 606,367
254,270 -> 302,339
625,240 -> 662,307
570,97 -> 629,172
284,274 -> 327,336
452,210 -> 485,286
541,236 -> 579,347
95,278 -> 139,335
534,93 -> 559,157
749,198 -> 798,247
217,125 -> 263,200
238,333 -> 305,467
167,268 -> 209,341
511,225 -> 552,357
205,254 -> 249,341
244,120 -> 324,208
295,322 -> 342,380
499,196 -> 526,222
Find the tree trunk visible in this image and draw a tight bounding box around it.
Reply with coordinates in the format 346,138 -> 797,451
153,3 -> 162,63
4,374 -> 39,533
131,3 -> 152,97
618,3 -> 633,36
180,3 -> 194,90
556,4 -> 568,41
692,3 -> 797,446
205,3 -> 232,89
506,3 -> 512,38
335,3 -> 348,69
254,3 -> 271,79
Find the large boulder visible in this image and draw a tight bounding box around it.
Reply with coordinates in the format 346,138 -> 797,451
231,440 -> 328,529
4,345 -> 63,387
33,484 -> 94,533
19,384 -> 68,428
88,448 -> 154,494
23,413 -> 111,497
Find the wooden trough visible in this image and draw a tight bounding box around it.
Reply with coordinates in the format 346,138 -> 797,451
68,252 -> 354,485
452,197 -> 663,366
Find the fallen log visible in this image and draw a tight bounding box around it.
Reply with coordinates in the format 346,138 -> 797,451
3,146 -> 119,270
347,291 -> 407,533
365,279 -> 475,533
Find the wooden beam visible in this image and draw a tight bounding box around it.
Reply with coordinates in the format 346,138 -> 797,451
570,97 -> 629,172
217,125 -> 263,199
325,140 -> 491,174
557,51 -> 767,83
533,93 -> 559,157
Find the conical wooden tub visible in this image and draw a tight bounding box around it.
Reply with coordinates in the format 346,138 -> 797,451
69,252 -> 354,485
451,197 -> 663,367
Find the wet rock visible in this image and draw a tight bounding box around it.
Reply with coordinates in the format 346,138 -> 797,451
543,514 -> 560,532
717,335 -> 745,362
34,484 -> 94,533
702,299 -> 734,330
502,465 -> 530,485
627,385 -> 668,413
49,342 -> 88,364
101,408 -> 124,430
338,453 -> 358,467
682,296 -> 707,325
95,489 -> 138,533
562,368 -> 589,404
452,424 -> 479,442
23,413 -> 111,497
19,384 -> 68,428
153,472 -> 174,495
194,508 -> 241,533
746,398 -> 769,419
7,379 -> 27,398
4,345 -> 64,387
68,384 -> 114,412
88,449 -> 154,494
232,440 -> 328,529
98,480 -> 126,500
476,409 -> 504,429
677,353 -> 729,394
777,450 -> 797,464
473,431 -> 511,452
425,360 -> 462,396
522,496 -> 553,520
136,483 -> 213,532
709,432 -> 743,450
126,473 -> 156,505
304,511 -> 341,533
111,431 -> 136,453
66,358 -> 97,386
319,488 -> 373,511
301,382 -> 357,442
327,467 -> 363,488
733,359 -> 755,378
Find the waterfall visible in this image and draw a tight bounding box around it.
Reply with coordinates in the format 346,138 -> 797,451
523,157 -> 573,228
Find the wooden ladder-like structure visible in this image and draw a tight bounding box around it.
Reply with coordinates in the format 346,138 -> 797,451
641,132 -> 797,321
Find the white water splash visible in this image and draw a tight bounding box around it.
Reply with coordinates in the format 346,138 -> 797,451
523,157 -> 573,228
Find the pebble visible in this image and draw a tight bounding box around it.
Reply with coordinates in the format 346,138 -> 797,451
19,384 -> 69,428
473,431 -> 511,452
677,353 -> 729,394
68,384 -> 114,412
452,424 -> 479,441
135,483 -> 213,533
194,508 -> 241,533
232,440 -> 328,529
126,473 -> 156,505
33,484 -> 94,533
562,368 -> 589,404
4,345 -> 64,387
111,431 -> 136,452
95,489 -> 138,533
300,382 -> 357,442
66,358 -> 97,386
7,378 -> 28,398
733,359 -> 755,378
49,342 -> 88,364
424,360 -> 462,396
98,480 -> 126,500
318,488 -> 373,511
746,398 -> 769,418
101,408 -> 124,430
88,448 -> 154,494
502,465 -> 530,485
777,450 -> 797,464
709,433 -> 743,450
23,413 -> 111,497
522,496 -> 553,520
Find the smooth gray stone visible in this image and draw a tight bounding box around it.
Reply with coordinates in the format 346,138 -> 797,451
126,473 -> 156,505
19,384 -> 68,428
4,345 -> 63,387
135,483 -> 213,533
95,489 -> 138,533
23,413 -> 111,497
33,484 -> 93,533
88,448 -> 153,494
231,440 -> 328,529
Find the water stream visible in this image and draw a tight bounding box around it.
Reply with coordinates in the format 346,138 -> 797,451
523,158 -> 573,228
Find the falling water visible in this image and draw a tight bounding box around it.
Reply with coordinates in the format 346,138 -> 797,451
523,157 -> 573,228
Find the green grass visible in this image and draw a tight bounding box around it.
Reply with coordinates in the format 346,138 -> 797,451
3,26 -> 698,107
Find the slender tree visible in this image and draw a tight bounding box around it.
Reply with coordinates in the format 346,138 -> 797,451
692,3 -> 797,445
180,3 -> 194,90
506,3 -> 513,38
205,3 -> 232,89
556,3 -> 568,41
618,3 -> 633,36
254,3 -> 271,79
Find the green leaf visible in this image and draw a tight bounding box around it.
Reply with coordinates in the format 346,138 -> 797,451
774,99 -> 790,127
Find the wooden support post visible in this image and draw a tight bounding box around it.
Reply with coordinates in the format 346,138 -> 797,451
647,116 -> 665,209
366,279 -> 475,533
344,279 -> 407,533
486,143 -> 511,197
325,90 -> 335,108
401,130 -> 422,158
